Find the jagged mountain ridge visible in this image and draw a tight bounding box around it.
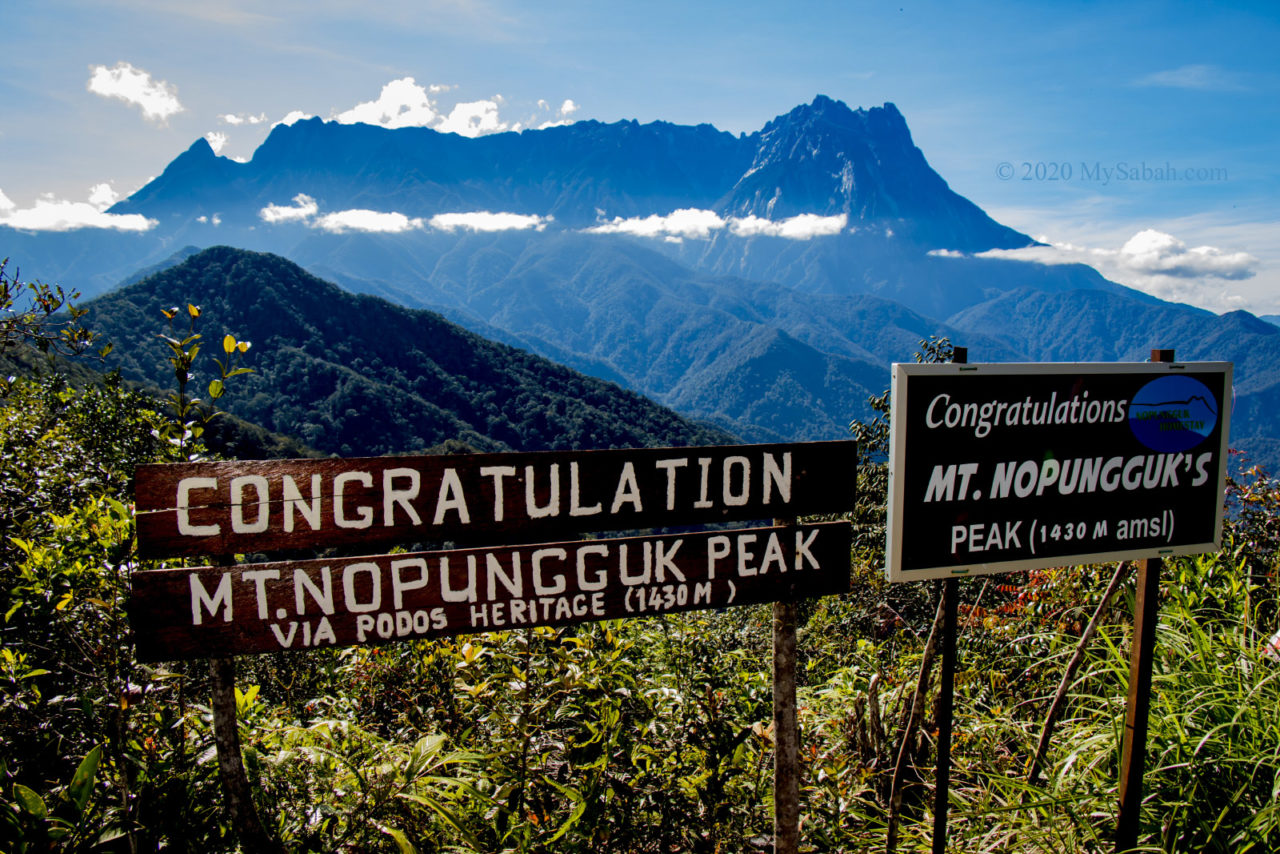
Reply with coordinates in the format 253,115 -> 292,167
112,97 -> 1030,253
5,96 -> 1278,468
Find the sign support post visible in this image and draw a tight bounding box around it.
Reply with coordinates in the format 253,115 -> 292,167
1115,348 -> 1174,851
210,654 -> 275,853
773,518 -> 800,854
932,346 -> 965,854
207,549 -> 275,853
884,351 -> 1230,853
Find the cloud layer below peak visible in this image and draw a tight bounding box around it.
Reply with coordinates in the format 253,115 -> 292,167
256,198 -> 843,241
0,183 -> 155,232
587,210 -> 848,241
257,196 -> 552,234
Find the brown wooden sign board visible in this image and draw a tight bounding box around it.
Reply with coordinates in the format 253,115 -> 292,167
134,441 -> 856,559
129,521 -> 851,662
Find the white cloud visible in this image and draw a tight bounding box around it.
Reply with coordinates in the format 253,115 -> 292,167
587,210 -> 848,241
436,99 -> 510,137
257,195 -> 557,235
330,79 -> 581,137
588,209 -> 727,240
729,213 -> 848,239
429,212 -> 551,232
258,193 -> 318,223
335,77 -> 442,129
536,97 -> 584,130
87,183 -> 119,209
273,110 -> 314,128
87,62 -> 183,123
220,112 -> 268,126
312,209 -> 425,234
969,228 -> 1264,314
1133,64 -> 1248,92
1116,229 -> 1256,279
0,192 -> 155,232
205,131 -> 229,154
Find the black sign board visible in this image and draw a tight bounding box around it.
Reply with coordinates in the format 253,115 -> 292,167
886,362 -> 1231,581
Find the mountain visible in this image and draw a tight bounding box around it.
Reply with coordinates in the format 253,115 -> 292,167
5,96 -> 1278,469
948,289 -> 1280,462
82,246 -> 732,456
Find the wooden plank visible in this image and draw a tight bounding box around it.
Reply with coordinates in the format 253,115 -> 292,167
129,521 -> 851,662
134,441 -> 857,558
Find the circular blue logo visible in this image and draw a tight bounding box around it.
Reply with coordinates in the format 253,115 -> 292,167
1129,375 -> 1218,453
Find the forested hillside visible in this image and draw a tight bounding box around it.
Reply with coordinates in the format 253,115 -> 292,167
83,246 -> 731,456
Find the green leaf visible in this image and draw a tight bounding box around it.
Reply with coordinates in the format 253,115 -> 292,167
68,745 -> 102,816
13,784 -> 47,818
541,777 -> 587,843
95,826 -> 129,846
379,824 -> 418,854
208,379 -> 224,400
397,792 -> 481,848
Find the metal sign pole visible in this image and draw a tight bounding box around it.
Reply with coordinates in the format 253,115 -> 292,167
1115,348 -> 1175,851
932,346 -> 965,854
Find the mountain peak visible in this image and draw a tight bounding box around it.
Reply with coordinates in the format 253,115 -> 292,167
721,99 -> 1029,251
110,136 -> 239,216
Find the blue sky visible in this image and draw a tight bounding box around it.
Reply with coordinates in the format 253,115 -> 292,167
2,0 -> 1278,314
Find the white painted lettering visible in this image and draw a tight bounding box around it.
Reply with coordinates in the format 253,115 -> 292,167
610,462 -> 643,513
391,558 -> 430,609
240,568 -> 280,619
342,562 -> 382,612
433,468 -> 471,525
383,468 -> 422,527
334,472 -> 374,529
294,567 -> 334,616
723,456 -> 750,506
230,475 -> 270,534
533,548 -> 568,595
190,572 -> 232,624
177,477 -> 220,536
569,462 -> 603,517
480,465 -> 517,521
283,474 -> 321,532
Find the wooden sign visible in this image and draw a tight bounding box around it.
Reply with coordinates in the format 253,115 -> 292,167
886,362 -> 1232,581
129,521 -> 851,661
134,441 -> 856,558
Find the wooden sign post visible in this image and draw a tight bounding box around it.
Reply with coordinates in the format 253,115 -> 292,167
132,440 -> 858,852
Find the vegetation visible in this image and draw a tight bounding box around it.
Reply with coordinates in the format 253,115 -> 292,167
2,259 -> 1279,852
83,246 -> 732,457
